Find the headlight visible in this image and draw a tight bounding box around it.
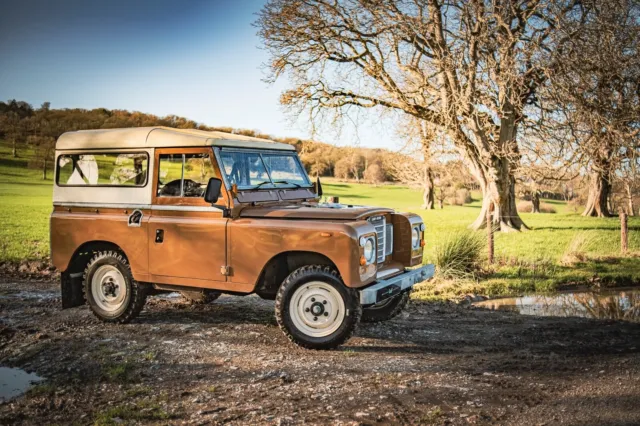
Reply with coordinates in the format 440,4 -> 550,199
363,237 -> 376,264
411,227 -> 420,249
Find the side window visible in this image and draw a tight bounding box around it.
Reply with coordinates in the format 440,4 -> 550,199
56,153 -> 148,186
157,153 -> 216,198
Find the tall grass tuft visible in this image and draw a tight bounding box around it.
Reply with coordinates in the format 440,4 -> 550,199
435,231 -> 485,280
561,232 -> 596,265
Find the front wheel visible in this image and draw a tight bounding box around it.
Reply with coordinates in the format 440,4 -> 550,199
275,265 -> 361,350
361,290 -> 411,323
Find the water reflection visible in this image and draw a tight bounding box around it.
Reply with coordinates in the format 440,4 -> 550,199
473,288 -> 640,322
0,367 -> 43,402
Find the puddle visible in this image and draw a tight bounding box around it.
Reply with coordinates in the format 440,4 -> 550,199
473,288 -> 640,322
0,367 -> 43,402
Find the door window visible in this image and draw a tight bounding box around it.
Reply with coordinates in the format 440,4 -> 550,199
157,153 -> 215,198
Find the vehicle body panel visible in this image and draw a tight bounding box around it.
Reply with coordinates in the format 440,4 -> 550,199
50,127 -> 430,305
229,218 -> 377,289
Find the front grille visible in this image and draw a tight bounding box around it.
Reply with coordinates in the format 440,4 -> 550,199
368,216 -> 393,263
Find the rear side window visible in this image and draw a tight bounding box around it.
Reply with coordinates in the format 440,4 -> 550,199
56,153 -> 148,186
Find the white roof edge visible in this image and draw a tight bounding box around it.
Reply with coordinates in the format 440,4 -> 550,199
56,126 -> 296,151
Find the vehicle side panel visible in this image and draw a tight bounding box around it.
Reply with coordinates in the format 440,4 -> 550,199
50,206 -> 151,282
148,209 -> 227,282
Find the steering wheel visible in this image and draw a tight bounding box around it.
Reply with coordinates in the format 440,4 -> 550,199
158,179 -> 203,197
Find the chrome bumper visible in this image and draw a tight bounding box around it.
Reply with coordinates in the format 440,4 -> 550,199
358,264 -> 435,305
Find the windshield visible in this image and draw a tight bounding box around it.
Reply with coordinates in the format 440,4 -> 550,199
219,150 -> 311,189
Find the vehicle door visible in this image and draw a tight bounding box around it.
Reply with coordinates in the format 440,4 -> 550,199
148,147 -> 229,283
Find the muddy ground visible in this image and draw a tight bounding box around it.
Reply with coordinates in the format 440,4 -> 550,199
0,275 -> 639,426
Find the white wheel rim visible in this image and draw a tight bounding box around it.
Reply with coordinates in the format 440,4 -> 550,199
91,265 -> 127,313
289,281 -> 346,338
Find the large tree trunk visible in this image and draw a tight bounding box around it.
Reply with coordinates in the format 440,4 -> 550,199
582,170 -> 612,217
421,165 -> 435,210
458,99 -> 527,232
463,149 -> 527,232
531,191 -> 541,213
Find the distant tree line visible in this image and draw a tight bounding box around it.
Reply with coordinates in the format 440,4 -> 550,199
0,101 -> 476,206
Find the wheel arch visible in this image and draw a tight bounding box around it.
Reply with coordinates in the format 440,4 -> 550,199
254,250 -> 341,300
61,240 -> 128,309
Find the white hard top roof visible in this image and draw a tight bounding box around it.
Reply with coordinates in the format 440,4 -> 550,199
56,126 -> 296,151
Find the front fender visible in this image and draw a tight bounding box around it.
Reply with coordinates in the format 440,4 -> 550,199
228,218 -> 377,289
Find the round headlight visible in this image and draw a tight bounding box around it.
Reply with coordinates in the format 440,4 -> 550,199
411,227 -> 420,249
363,237 -> 376,263
419,223 -> 426,232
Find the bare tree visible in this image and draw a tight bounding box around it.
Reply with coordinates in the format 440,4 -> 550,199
536,0 -> 640,217
390,117 -> 439,209
258,0 -> 584,231
384,148 -> 435,208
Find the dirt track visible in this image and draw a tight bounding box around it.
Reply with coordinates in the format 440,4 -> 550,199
1,275 -> 639,425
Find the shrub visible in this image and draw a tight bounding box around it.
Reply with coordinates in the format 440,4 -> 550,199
435,231 -> 485,280
561,232 -> 596,265
455,188 -> 472,205
364,163 -> 385,185
516,200 -> 557,213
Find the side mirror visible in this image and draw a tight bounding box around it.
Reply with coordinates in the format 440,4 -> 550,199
314,177 -> 323,197
204,178 -> 223,204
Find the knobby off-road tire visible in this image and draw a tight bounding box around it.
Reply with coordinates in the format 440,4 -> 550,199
181,289 -> 221,304
275,265 -> 361,350
361,289 -> 411,323
83,250 -> 147,324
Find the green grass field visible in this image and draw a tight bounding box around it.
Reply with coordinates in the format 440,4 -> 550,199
1,140 -> 638,297
322,178 -> 640,297
0,142 -> 52,261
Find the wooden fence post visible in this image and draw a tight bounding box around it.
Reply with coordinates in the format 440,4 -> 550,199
487,206 -> 494,265
620,212 -> 628,254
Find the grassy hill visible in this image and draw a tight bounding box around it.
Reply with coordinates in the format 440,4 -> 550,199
1,139 -> 638,297
0,141 -> 52,261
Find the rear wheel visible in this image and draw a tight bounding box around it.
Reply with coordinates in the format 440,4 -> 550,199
275,265 -> 361,350
361,289 -> 411,323
83,251 -> 147,323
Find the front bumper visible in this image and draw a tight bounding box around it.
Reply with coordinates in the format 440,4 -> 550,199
358,264 -> 435,305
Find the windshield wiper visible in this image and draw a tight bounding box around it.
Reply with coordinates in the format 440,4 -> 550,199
272,180 -> 301,188
252,180 -> 301,189
253,181 -> 273,189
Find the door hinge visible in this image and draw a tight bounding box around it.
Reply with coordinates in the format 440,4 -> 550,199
220,266 -> 231,276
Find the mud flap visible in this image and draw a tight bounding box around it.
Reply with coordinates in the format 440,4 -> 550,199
61,271 -> 85,309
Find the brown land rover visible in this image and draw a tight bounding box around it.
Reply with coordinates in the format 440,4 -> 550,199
50,127 -> 434,349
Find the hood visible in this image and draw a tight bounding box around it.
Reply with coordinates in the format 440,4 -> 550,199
238,203 -> 394,221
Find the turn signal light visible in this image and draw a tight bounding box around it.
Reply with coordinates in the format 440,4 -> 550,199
420,240 -> 426,247
359,255 -> 367,266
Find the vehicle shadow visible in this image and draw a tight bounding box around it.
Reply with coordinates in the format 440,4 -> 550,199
348,300 -> 640,371
139,294 -> 277,326
141,295 -> 640,363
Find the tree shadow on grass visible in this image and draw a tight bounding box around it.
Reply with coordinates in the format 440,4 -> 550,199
533,226 -> 639,231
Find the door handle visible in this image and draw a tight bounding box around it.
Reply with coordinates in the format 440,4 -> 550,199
155,229 -> 164,243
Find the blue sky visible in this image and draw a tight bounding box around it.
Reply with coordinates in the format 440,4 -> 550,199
0,0 -> 397,149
